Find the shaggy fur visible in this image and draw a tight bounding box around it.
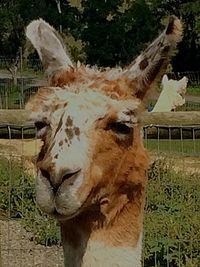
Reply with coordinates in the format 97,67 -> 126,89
26,16 -> 183,267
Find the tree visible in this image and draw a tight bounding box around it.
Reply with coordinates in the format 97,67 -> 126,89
0,0 -> 199,72
0,1 -> 25,83
174,1 -> 200,71
149,0 -> 200,71
78,0 -> 158,67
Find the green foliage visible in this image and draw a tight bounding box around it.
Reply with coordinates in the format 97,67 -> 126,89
186,86 -> 200,96
0,156 -> 34,217
0,1 -> 25,58
0,156 -> 60,246
62,33 -> 86,63
0,0 -> 199,71
0,84 -> 22,109
144,159 -> 200,267
80,0 -> 158,67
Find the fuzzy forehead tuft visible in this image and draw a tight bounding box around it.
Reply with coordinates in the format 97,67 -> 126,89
26,88 -> 140,125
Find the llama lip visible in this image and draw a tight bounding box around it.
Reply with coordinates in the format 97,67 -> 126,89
52,209 -> 81,221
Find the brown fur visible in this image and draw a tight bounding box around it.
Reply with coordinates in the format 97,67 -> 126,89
68,125 -> 149,248
49,67 -> 133,99
26,16 -> 183,267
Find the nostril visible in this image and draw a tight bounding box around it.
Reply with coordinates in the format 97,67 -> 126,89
62,169 -> 81,183
40,168 -> 51,180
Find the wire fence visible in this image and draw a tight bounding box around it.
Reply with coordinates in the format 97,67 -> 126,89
0,57 -> 43,72
1,78 -> 200,110
0,124 -> 199,267
0,56 -> 200,110
0,56 -> 199,88
168,71 -> 200,88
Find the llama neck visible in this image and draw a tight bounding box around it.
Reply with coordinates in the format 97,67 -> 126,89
60,199 -> 144,267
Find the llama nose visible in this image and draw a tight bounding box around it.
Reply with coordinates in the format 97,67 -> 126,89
39,167 -> 81,190
61,169 -> 81,183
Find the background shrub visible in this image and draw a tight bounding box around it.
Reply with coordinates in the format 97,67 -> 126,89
144,159 -> 200,267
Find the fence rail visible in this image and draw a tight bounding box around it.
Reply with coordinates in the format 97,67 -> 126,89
1,109 -> 200,125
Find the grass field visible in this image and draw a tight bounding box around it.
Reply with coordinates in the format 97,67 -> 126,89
187,86 -> 200,96
145,139 -> 200,156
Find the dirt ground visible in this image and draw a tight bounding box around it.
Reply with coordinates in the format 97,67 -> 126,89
0,220 -> 63,267
0,139 -> 42,158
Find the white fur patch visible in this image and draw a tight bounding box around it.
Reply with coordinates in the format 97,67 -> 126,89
63,234 -> 143,267
152,75 -> 188,112
26,19 -> 73,75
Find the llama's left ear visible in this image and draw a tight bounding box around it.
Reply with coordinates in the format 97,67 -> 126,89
125,16 -> 183,99
26,19 -> 74,76
180,76 -> 188,87
162,75 -> 169,86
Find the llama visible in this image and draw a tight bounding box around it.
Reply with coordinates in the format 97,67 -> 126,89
152,74 -> 188,112
26,16 -> 182,267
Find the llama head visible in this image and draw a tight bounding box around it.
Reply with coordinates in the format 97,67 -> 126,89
26,16 -> 182,222
162,74 -> 188,108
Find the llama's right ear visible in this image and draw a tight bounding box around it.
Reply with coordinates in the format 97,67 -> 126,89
124,16 -> 182,100
162,75 -> 169,85
26,19 -> 74,76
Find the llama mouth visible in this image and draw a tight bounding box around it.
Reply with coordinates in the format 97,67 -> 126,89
36,170 -> 86,217
51,208 -> 82,221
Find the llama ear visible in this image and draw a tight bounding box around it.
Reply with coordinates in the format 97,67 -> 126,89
125,16 -> 183,99
26,19 -> 74,76
162,74 -> 169,85
180,76 -> 188,86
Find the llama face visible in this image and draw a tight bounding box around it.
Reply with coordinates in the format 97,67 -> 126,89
27,87 -> 142,219
162,75 -> 188,105
26,16 -> 182,221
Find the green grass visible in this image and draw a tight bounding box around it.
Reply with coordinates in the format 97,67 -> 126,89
187,86 -> 200,96
144,139 -> 200,156
0,156 -> 60,245
144,159 -> 200,266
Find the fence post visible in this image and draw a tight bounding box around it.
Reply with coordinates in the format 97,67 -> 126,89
19,47 -> 24,108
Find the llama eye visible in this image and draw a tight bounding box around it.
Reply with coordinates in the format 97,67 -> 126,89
107,122 -> 132,135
